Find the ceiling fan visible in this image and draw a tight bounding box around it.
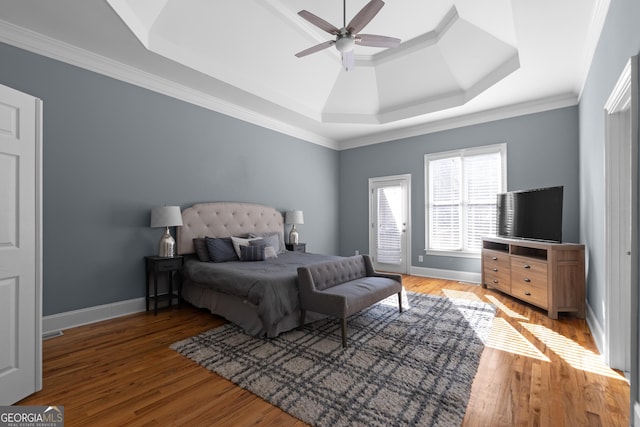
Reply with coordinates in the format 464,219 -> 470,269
295,0 -> 401,71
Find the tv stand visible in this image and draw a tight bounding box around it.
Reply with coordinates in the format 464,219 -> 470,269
481,237 -> 585,319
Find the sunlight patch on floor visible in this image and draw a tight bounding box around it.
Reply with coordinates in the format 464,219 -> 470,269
442,289 -> 484,302
485,317 -> 550,361
520,322 -> 627,380
484,294 -> 529,320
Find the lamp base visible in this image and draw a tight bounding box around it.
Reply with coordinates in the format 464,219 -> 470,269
158,227 -> 176,257
289,224 -> 299,244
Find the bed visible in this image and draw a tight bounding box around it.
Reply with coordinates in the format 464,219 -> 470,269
177,202 -> 339,337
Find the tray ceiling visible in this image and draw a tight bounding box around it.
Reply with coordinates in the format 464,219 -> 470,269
0,0 -> 607,149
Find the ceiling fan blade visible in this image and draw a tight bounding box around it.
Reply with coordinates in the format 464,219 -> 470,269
356,34 -> 401,48
295,40 -> 335,58
342,50 -> 355,71
298,10 -> 340,35
346,0 -> 384,34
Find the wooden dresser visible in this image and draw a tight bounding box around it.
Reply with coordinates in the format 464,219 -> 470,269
481,237 -> 585,319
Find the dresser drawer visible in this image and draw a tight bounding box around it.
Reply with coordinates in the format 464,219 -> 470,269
482,251 -> 511,292
510,257 -> 548,308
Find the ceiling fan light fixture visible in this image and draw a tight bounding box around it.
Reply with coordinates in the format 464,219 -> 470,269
335,36 -> 355,53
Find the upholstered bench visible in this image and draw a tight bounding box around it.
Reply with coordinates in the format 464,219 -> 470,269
297,254 -> 403,347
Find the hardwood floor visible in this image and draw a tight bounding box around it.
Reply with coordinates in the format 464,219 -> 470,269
20,276 -> 629,426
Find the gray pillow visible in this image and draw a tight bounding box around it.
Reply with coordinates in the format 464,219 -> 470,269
205,237 -> 239,262
240,243 -> 266,261
193,238 -> 210,262
249,231 -> 285,254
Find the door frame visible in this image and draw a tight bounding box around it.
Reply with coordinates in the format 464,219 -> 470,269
368,174 -> 411,274
603,56 -> 638,380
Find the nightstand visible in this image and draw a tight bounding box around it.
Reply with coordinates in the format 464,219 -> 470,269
145,255 -> 184,315
286,243 -> 306,253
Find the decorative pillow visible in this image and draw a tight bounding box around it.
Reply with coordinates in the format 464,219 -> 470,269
264,246 -> 278,259
205,237 -> 239,262
192,238 -> 210,262
248,232 -> 285,254
250,239 -> 277,259
240,243 -> 266,261
230,236 -> 262,259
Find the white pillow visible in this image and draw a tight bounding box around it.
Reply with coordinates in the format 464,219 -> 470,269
230,236 -> 262,259
264,246 -> 278,259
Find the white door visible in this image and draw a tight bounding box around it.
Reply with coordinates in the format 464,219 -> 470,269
0,83 -> 42,404
369,175 -> 411,274
604,57 -> 637,375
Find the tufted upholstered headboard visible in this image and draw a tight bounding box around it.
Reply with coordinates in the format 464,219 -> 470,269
177,202 -> 285,255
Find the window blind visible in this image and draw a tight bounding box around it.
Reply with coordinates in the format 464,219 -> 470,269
426,144 -> 505,254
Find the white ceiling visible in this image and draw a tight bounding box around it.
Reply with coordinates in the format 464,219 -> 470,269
0,0 -> 608,150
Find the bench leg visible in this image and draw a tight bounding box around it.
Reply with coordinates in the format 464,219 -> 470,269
341,318 -> 347,348
299,309 -> 306,330
398,292 -> 403,313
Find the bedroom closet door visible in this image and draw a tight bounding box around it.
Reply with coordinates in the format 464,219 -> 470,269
0,83 -> 42,404
369,175 -> 411,274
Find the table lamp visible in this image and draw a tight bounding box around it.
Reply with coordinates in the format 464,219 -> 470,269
285,210 -> 304,244
150,206 -> 183,257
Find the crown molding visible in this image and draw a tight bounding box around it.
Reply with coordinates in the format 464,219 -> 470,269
0,19 -> 340,150
338,93 -> 579,150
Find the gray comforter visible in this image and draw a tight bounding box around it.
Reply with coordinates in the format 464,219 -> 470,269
184,251 -> 341,336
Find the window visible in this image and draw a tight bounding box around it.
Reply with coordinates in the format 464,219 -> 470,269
425,144 -> 506,255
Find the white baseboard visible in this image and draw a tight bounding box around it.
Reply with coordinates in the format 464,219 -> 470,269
586,300 -> 606,361
634,402 -> 640,426
43,297 -> 146,336
409,266 -> 481,284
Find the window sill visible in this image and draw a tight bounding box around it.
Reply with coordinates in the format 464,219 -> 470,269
424,249 -> 481,259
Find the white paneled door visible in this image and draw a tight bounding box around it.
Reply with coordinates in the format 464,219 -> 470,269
0,83 -> 42,404
369,175 -> 411,274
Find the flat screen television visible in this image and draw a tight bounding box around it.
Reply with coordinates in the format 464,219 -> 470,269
496,186 -> 563,243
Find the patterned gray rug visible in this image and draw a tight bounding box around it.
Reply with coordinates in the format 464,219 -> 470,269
171,291 -> 495,427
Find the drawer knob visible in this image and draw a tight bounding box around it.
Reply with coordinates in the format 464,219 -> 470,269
493,279 -> 498,284
524,291 -> 531,296
493,268 -> 498,272
492,256 -> 498,261
524,278 -> 531,283
523,264 -> 531,269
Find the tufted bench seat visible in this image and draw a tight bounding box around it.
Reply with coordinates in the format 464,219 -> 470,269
297,255 -> 403,347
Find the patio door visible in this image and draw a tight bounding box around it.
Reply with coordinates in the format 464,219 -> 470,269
369,175 -> 411,274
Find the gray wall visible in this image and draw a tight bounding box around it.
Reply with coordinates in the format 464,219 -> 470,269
578,0 -> 640,330
0,42 -> 339,316
338,106 -> 580,273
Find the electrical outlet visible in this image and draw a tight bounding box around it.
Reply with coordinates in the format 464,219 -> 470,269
355,250 -> 360,255
418,255 -> 423,262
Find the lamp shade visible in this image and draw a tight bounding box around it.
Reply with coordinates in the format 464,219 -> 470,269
150,206 -> 183,228
285,210 -> 304,225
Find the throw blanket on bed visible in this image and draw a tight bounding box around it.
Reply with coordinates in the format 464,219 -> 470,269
184,252 -> 341,337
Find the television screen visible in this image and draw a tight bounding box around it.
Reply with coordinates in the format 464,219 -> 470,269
496,186 -> 563,242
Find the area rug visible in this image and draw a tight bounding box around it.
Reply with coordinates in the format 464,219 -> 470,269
170,291 -> 496,427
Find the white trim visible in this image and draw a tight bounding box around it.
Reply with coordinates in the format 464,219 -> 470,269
577,0 -> 612,101
586,300 -> 606,359
635,402 -> 640,427
0,19 -> 581,152
0,19 -> 339,151
34,97 -> 43,391
339,94 -> 577,150
42,298 -> 146,336
410,266 -> 481,284
603,57 -> 636,372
